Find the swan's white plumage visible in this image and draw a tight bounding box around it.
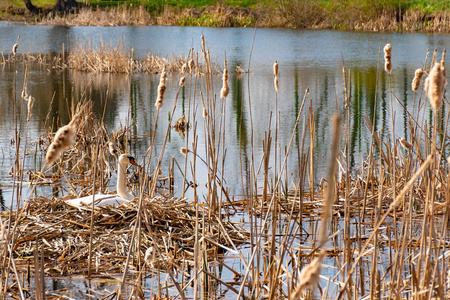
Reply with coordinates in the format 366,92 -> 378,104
65,154 -> 137,208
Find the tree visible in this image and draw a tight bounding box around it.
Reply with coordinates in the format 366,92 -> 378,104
23,0 -> 79,15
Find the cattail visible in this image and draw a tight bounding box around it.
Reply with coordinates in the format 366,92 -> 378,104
188,59 -> 194,74
12,35 -> 20,56
399,138 -> 412,150
45,109 -> 83,166
384,43 -> 392,73
201,35 -> 206,52
181,63 -> 187,75
273,60 -> 278,77
155,69 -> 167,109
411,68 -> 424,92
21,89 -> 27,100
179,76 -> 185,87
180,147 -> 188,155
274,77 -> 279,92
45,124 -> 76,165
425,62 -> 447,114
220,60 -> 229,98
290,250 -> 326,299
203,107 -> 208,117
26,95 -> 34,122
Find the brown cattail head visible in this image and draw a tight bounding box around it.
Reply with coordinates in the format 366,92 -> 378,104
201,35 -> 206,52
384,43 -> 392,73
273,60 -> 279,77
21,89 -> 27,100
45,105 -> 86,166
203,107 -> 208,117
155,70 -> 167,109
425,62 -> 447,114
180,147 -> 188,155
12,35 -> 19,56
181,63 -> 187,75
274,77 -> 279,92
26,95 -> 34,122
188,59 -> 195,74
220,60 -> 229,98
179,76 -> 186,87
220,84 -> 229,99
45,123 -> 77,166
290,250 -> 326,298
412,68 -> 424,92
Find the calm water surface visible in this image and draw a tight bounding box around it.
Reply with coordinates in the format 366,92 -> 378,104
1,22 -> 449,297
1,23 -> 448,207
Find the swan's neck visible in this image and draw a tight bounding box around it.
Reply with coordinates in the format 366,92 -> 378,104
117,161 -> 134,200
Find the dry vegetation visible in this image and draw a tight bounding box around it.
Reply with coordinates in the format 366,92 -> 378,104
2,34 -> 450,299
1,1 -> 446,33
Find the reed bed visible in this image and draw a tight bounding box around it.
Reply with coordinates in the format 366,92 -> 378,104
3,34 -> 450,300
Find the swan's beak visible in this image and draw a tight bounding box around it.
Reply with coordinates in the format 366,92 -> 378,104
129,156 -> 138,166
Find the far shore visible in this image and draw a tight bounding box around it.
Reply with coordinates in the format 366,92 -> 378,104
1,1 -> 450,33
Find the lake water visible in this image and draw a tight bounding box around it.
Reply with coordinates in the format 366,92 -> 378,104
1,22 -> 450,298
1,23 -> 448,208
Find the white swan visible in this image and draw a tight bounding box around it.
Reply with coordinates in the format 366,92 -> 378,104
65,153 -> 138,208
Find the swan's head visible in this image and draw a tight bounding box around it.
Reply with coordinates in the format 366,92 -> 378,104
119,153 -> 138,166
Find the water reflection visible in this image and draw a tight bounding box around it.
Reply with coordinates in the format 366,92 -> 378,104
0,24 -> 449,205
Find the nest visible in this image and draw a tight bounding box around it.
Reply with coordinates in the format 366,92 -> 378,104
10,196 -> 248,276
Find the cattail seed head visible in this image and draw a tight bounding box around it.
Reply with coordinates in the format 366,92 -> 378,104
21,90 -> 27,100
384,43 -> 392,73
412,68 -> 424,92
180,147 -> 188,155
26,95 -> 34,122
220,84 -> 229,99
181,63 -> 187,74
425,62 -> 447,114
188,59 -> 195,74
274,77 -> 279,92
179,76 -> 186,87
155,71 -> 167,109
203,107 -> 208,117
220,60 -> 229,98
46,123 -> 77,165
273,61 -> 278,77
201,35 -> 206,51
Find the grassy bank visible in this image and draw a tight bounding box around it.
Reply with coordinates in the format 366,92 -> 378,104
1,0 -> 450,32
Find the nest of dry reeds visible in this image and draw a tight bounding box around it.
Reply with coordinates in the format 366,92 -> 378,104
10,196 -> 247,276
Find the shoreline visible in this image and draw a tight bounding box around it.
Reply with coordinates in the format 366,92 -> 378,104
1,3 -> 450,33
